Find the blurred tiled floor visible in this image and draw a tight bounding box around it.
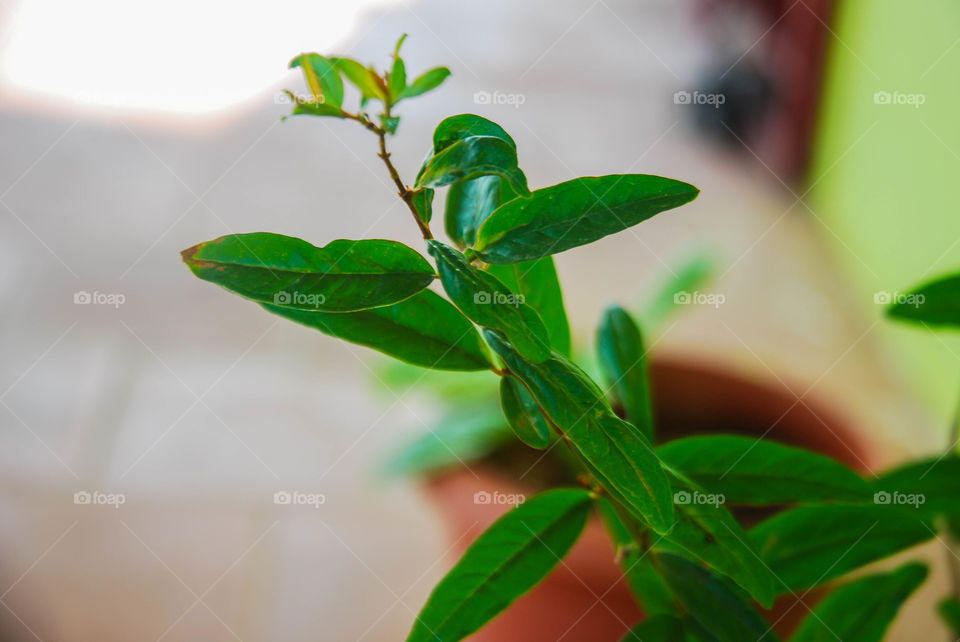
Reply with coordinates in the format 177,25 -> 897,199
0,0 -> 946,640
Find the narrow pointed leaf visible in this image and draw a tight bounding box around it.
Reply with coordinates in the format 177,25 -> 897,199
872,456 -> 960,519
597,306 -> 654,440
658,436 -> 871,505
330,57 -> 386,103
750,505 -> 934,594
400,67 -> 451,99
410,188 -> 434,225
790,562 -> 927,642
288,99 -> 347,119
445,175 -> 518,249
657,483 -> 776,608
182,233 -> 435,312
262,289 -> 493,371
428,241 -> 551,361
655,553 -> 773,642
406,488 -> 593,642
499,375 -> 551,449
641,249 -> 714,328
388,56 -> 406,100
483,329 -> 674,533
473,175 -> 700,264
488,258 -> 571,356
886,272 -> 960,327
416,135 -> 529,195
289,53 -> 344,108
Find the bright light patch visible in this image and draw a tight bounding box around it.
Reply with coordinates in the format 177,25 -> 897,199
0,0 -> 398,114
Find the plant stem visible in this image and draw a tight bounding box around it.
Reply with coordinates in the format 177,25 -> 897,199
347,107 -> 432,240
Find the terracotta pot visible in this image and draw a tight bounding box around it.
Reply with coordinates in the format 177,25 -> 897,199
423,357 -> 875,642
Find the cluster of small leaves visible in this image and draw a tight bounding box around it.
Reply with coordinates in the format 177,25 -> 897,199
181,38 -> 953,641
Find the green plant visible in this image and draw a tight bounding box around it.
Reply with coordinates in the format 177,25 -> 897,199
181,37 -> 954,641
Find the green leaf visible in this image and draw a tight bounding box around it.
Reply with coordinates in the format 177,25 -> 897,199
262,289 -> 493,371
750,505 -> 934,594
289,53 -> 344,108
655,553 -> 773,642
473,175 -> 700,264
658,477 -> 776,608
407,488 -> 593,642
410,188 -> 434,225
389,56 -> 406,100
597,306 -> 654,440
640,249 -> 714,328
385,407 -> 509,477
487,258 -> 571,357
445,175 -> 518,249
329,57 -> 386,104
621,615 -> 687,642
499,375 -> 551,449
427,241 -> 551,362
284,91 -> 347,119
482,329 -> 675,533
790,562 -> 927,642
393,33 -> 408,58
658,436 -> 871,505
432,113 -> 516,153
182,233 -> 435,312
596,497 -> 674,614
379,114 -> 400,134
400,67 -> 451,100
872,456 -> 960,519
886,272 -> 960,327
416,135 -> 530,195
938,597 -> 960,637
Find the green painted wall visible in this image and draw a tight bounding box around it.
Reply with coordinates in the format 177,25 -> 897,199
809,0 -> 960,429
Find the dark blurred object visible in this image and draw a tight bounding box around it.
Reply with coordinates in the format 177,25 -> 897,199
693,60 -> 774,147
690,0 -> 835,183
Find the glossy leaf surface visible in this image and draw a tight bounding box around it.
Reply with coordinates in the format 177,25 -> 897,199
183,233 -> 435,312
473,175 -> 699,264
597,306 -> 654,440
658,436 -> 871,505
499,375 -> 551,449
488,258 -> 571,356
407,489 -> 593,642
262,289 -> 493,371
483,329 -> 674,533
428,241 -> 551,362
